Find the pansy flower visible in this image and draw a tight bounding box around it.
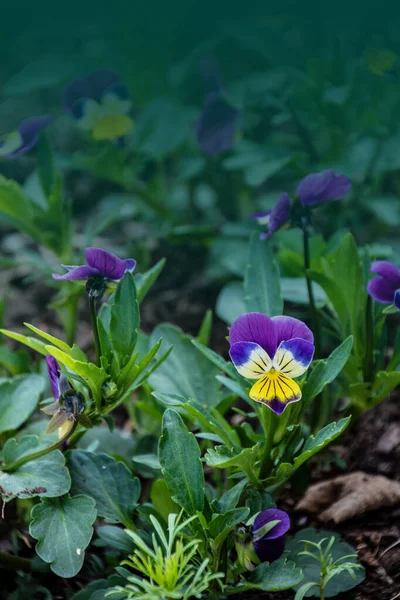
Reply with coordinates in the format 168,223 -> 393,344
367,261 -> 400,309
52,247 -> 136,289
42,355 -> 85,438
63,70 -> 134,141
251,193 -> 291,240
229,313 -> 314,414
0,115 -> 53,159
252,508 -> 290,563
297,169 -> 351,207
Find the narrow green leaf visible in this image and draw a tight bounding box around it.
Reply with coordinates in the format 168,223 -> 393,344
192,339 -> 237,379
208,507 -> 250,539
244,233 -> 283,316
0,329 -> 48,355
30,495 -> 97,577
110,273 -> 139,363
158,409 -> 204,514
197,310 -> 213,346
135,258 -> 166,303
69,451 -> 140,527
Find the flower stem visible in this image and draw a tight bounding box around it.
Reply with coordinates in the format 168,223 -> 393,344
302,223 -> 321,356
363,295 -> 374,383
259,406 -> 276,481
0,420 -> 77,473
88,292 -> 102,366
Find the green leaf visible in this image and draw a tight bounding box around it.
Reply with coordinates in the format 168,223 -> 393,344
70,576 -> 126,600
281,278 -> 327,307
0,436 -> 70,500
150,479 -> 180,522
96,525 -> 135,553
197,310 -> 213,346
158,409 -> 204,514
270,418 -> 351,487
244,233 -> 283,316
24,322 -> 87,361
371,371 -> 400,406
135,259 -> 166,303
205,445 -> 259,483
30,495 -> 97,577
149,325 -> 223,408
0,329 -> 48,356
216,282 -> 246,325
69,451 -> 140,527
110,273 -> 139,364
213,478 -> 248,513
208,507 -> 250,539
286,528 -> 365,597
0,374 -> 45,433
302,337 -> 353,404
248,558 -> 304,591
191,339 -> 237,379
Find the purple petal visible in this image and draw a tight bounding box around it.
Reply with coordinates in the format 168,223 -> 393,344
297,169 -> 351,207
124,258 -> 137,272
84,247 -> 131,280
253,536 -> 285,563
370,261 -> 400,286
229,341 -> 272,379
196,92 -> 239,156
251,210 -> 272,221
52,265 -> 100,281
395,289 -> 400,309
271,316 -> 314,348
63,70 -> 120,113
273,338 -> 315,377
46,355 -> 61,400
268,193 -> 291,235
6,115 -> 53,158
367,277 -> 395,304
253,508 -> 290,540
229,313 -> 277,358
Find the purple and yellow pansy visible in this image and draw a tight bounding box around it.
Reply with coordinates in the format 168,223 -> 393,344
229,312 -> 314,415
0,115 -> 53,159
63,70 -> 134,141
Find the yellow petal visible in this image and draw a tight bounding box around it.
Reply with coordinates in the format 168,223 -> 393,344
58,419 -> 74,439
92,114 -> 134,140
250,371 -> 301,415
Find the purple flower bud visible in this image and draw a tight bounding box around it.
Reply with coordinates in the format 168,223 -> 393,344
0,115 -> 53,159
252,508 -> 290,562
251,193 -> 292,240
297,169 -> 351,207
367,261 -> 400,308
46,355 -> 61,400
52,247 -> 136,285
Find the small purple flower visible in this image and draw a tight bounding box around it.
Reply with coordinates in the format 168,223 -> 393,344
367,261 -> 400,309
63,70 -> 133,140
251,193 -> 292,240
196,92 -> 239,156
0,115 -> 53,159
252,509 -> 290,562
46,355 -> 61,400
229,312 -> 314,414
52,247 -> 136,285
297,169 -> 351,207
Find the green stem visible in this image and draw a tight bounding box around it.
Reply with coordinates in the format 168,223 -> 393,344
0,552 -> 32,571
0,420 -> 77,473
302,224 -> 321,356
363,295 -> 374,384
259,407 -> 276,481
88,292 -> 101,366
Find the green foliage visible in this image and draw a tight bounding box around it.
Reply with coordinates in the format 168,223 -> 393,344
244,233 -> 283,316
0,374 -> 45,433
69,451 -> 141,527
30,495 -> 97,577
110,273 -> 140,366
149,325 -> 223,408
0,436 -> 71,500
287,529 -> 365,598
158,409 -> 204,515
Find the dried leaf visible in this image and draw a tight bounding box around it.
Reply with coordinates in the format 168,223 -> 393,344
296,471 -> 400,523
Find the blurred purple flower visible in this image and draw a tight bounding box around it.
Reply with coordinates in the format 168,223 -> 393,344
63,70 -> 133,140
52,247 -> 136,284
0,116 -> 53,159
367,261 -> 400,309
252,508 -> 290,562
196,92 -> 239,155
251,193 -> 292,240
297,169 -> 351,207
